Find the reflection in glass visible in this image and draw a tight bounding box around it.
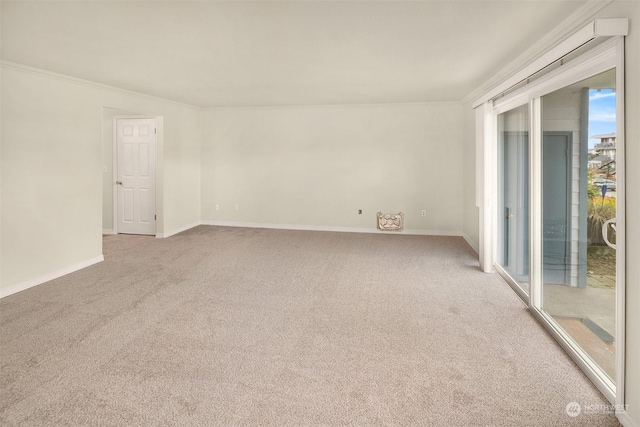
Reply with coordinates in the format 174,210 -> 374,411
497,104 -> 530,295
541,69 -> 617,382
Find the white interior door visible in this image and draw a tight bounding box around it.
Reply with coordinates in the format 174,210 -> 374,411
116,118 -> 156,235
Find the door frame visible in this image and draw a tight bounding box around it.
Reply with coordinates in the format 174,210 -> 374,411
112,115 -> 163,236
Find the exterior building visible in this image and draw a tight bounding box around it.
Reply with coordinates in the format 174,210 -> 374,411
589,133 -> 616,174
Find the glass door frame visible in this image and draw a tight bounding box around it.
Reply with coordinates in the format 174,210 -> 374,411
484,37 -> 626,405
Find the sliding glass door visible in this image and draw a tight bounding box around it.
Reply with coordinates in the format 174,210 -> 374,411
493,54 -> 622,399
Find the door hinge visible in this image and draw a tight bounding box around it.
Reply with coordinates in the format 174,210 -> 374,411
154,128 -> 157,134
155,214 -> 157,220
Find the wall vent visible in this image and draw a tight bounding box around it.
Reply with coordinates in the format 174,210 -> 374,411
376,212 -> 404,232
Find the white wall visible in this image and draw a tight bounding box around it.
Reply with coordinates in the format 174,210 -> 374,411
161,107 -> 201,237
201,103 -> 463,234
0,64 -> 201,296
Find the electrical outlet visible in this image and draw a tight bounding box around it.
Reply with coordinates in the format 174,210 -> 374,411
421,210 -> 427,217
215,204 -> 220,210
234,204 -> 239,211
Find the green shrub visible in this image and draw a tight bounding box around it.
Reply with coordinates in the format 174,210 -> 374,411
587,197 -> 616,245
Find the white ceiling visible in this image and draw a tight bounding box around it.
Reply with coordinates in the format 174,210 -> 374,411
1,1 -> 603,107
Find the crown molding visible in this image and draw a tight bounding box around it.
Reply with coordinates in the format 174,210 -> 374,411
1,60 -> 200,111
200,100 -> 463,111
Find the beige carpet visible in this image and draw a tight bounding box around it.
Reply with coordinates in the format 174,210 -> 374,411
0,226 -> 619,426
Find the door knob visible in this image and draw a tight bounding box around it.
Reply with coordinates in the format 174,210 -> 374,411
506,213 -> 514,219
116,181 -> 123,186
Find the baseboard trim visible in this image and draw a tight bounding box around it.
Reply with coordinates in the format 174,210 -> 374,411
201,220 -> 463,237
203,220 -> 375,234
0,255 -> 104,299
403,228 -> 463,237
462,233 -> 479,254
157,221 -> 201,239
617,410 -> 639,427
102,229 -> 115,235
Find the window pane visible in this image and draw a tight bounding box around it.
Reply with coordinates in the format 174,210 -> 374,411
541,68 -> 616,382
497,104 -> 530,295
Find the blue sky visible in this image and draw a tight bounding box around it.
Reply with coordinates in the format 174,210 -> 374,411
588,88 -> 616,148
